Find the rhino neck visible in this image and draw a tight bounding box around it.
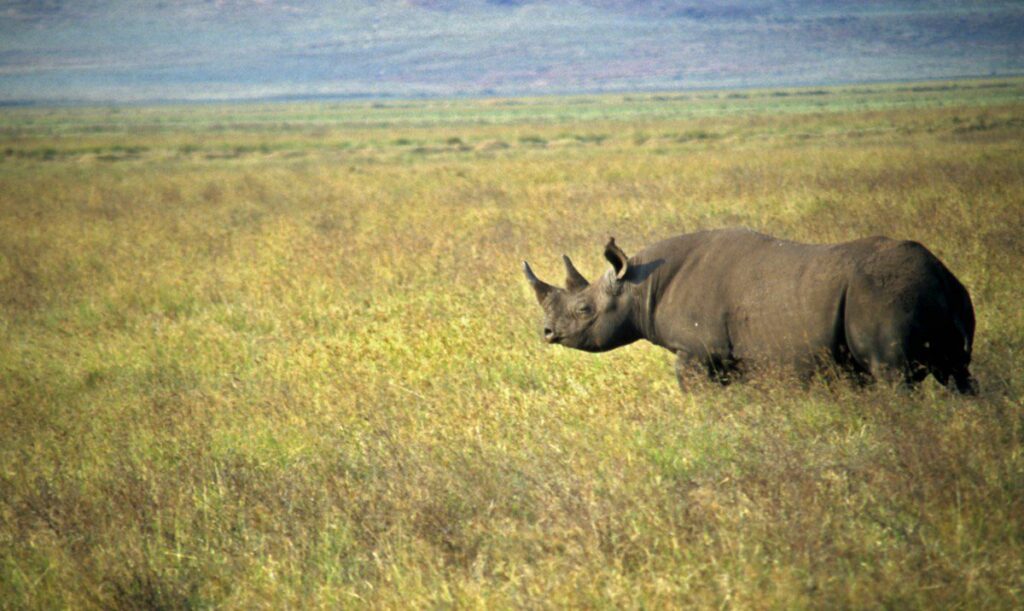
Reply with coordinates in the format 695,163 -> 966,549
623,258 -> 664,346
622,237 -> 704,349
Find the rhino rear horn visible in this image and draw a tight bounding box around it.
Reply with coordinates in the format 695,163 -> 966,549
562,255 -> 589,292
523,261 -> 555,304
604,237 -> 629,281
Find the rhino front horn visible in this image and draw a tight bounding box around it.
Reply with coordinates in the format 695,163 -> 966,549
523,261 -> 555,304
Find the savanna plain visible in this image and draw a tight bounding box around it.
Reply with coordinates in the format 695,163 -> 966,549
1,80 -> 1023,608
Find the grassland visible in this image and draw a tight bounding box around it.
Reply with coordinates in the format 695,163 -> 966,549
1,79 -> 1023,608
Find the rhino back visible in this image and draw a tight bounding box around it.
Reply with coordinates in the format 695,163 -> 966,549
637,230 -> 859,365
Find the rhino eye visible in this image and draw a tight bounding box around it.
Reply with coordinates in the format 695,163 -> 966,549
576,303 -> 593,316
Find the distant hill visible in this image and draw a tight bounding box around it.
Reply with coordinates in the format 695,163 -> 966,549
1,0 -> 1022,104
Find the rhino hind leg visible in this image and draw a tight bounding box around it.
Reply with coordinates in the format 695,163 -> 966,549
846,312 -> 976,395
864,356 -> 927,391
918,327 -> 977,395
933,366 -> 979,395
954,370 -> 979,395
866,346 -> 977,395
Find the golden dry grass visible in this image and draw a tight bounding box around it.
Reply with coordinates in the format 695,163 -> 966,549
1,81 -> 1023,608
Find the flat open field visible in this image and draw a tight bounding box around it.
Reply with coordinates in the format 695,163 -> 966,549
2,79 -> 1023,608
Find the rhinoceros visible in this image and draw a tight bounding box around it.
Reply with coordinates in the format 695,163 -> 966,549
523,229 -> 977,394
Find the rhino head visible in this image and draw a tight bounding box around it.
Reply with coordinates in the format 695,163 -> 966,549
523,238 -> 640,352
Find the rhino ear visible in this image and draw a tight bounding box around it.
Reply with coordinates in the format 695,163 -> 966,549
604,237 -> 629,281
523,261 -> 555,304
562,255 -> 589,292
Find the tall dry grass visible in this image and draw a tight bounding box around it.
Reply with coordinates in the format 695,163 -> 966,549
1,83 -> 1022,608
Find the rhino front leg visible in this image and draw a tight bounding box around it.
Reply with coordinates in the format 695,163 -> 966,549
705,355 -> 739,385
674,352 -> 705,393
675,351 -> 735,392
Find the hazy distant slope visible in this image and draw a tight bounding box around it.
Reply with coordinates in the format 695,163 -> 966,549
1,0 -> 1022,103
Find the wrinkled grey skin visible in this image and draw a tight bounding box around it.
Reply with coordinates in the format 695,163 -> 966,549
524,229 -> 977,394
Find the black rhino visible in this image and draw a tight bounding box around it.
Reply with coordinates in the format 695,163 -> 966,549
524,229 -> 977,394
